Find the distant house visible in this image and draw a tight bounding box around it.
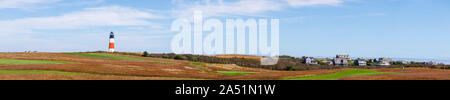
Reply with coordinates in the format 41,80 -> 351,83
425,61 -> 438,66
356,58 -> 368,66
303,57 -> 318,65
376,61 -> 391,66
376,58 -> 392,66
396,60 -> 410,65
379,58 -> 392,62
333,55 -> 350,66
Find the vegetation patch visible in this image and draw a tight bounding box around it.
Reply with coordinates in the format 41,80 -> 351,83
151,62 -> 175,65
394,67 -> 407,70
191,62 -> 204,66
0,70 -> 95,75
0,59 -> 74,65
217,71 -> 257,76
67,53 -> 154,60
283,69 -> 393,80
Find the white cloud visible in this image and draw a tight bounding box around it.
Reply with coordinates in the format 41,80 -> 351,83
172,0 -> 346,18
0,0 -> 60,9
56,0 -> 104,6
284,0 -> 343,7
173,0 -> 283,17
0,6 -> 163,31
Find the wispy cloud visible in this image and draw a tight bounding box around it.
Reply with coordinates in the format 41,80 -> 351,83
172,0 -> 347,18
172,0 -> 283,18
0,5 -> 163,32
285,0 -> 343,7
0,0 -> 61,9
56,0 -> 104,7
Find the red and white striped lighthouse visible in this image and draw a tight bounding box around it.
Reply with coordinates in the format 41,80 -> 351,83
109,32 -> 115,52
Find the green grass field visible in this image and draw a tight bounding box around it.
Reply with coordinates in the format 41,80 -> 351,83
0,59 -> 73,65
0,70 -> 94,75
217,71 -> 257,76
66,53 -> 154,60
283,69 -> 392,80
191,62 -> 204,66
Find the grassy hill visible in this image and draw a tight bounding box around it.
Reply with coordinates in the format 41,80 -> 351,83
0,52 -> 448,80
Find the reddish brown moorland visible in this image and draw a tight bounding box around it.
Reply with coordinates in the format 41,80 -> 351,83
0,52 -> 448,80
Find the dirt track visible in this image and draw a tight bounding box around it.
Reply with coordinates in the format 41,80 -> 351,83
0,53 -> 448,80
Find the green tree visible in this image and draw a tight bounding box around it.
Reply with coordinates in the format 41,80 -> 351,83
286,65 -> 295,71
347,60 -> 356,66
175,55 -> 188,60
191,57 -> 199,61
142,51 -> 149,57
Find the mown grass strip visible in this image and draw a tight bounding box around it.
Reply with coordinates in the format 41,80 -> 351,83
217,71 -> 257,76
0,59 -> 74,65
66,53 -> 155,60
0,70 -> 95,75
283,69 -> 393,80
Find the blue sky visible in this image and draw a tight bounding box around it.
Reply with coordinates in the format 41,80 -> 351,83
1,0 -> 449,59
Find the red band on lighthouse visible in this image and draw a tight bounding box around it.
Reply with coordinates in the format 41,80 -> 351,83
109,43 -> 115,49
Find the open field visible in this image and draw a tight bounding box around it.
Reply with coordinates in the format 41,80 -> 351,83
214,54 -> 261,60
0,59 -> 73,65
0,70 -> 95,75
66,53 -> 154,60
217,71 -> 258,76
283,69 -> 393,80
0,52 -> 449,80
